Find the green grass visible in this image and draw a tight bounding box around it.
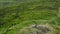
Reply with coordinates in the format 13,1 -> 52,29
0,0 -> 60,34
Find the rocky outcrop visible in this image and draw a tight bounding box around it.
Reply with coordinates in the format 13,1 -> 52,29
29,25 -> 51,34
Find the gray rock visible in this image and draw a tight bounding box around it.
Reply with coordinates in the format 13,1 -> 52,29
31,25 -> 51,34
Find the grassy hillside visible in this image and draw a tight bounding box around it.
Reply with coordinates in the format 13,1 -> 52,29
0,0 -> 60,34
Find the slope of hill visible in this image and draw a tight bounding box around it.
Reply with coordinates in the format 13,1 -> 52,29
0,0 -> 60,34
